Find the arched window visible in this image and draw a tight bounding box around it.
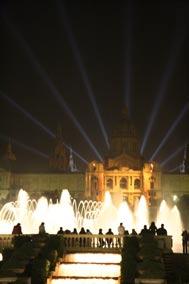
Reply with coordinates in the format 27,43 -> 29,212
120,177 -> 127,189
134,178 -> 141,189
106,178 -> 113,189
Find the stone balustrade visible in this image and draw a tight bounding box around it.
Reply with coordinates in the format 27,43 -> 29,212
0,234 -> 173,252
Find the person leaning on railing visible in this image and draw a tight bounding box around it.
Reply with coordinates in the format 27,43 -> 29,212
105,228 -> 114,248
72,228 -> 78,247
79,227 -> 86,247
86,229 -> 92,247
98,228 -> 105,247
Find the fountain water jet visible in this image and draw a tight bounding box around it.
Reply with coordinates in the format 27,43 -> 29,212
156,200 -> 183,252
0,189 -> 183,252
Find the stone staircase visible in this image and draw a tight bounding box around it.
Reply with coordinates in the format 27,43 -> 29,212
48,252 -> 121,284
163,253 -> 189,283
0,236 -> 46,283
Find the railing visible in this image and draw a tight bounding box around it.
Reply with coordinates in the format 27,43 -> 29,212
0,234 -> 173,252
63,234 -> 122,251
0,235 -> 14,251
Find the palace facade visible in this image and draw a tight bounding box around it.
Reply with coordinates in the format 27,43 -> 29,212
0,109 -> 189,207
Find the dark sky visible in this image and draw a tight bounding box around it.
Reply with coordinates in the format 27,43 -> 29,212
0,0 -> 189,172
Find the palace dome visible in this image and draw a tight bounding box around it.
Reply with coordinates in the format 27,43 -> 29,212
107,107 -> 143,169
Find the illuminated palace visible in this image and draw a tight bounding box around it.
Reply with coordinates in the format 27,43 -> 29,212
0,108 -> 189,207
86,108 -> 161,206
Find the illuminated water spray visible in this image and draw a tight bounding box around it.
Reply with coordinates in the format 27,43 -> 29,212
156,200 -> 183,252
0,189 -> 183,252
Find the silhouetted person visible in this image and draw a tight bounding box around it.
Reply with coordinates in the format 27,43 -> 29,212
140,225 -> 149,236
72,228 -> 78,234
131,229 -> 137,236
72,228 -> 78,246
157,224 -> 167,236
98,228 -> 105,247
39,222 -> 46,234
86,229 -> 92,247
124,230 -> 129,235
182,230 -> 188,254
106,228 -> 114,247
57,227 -> 64,234
12,223 -> 22,235
149,221 -> 157,235
64,229 -> 71,247
79,227 -> 86,247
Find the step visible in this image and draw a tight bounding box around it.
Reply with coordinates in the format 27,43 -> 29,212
55,263 -> 120,278
49,277 -> 120,284
62,253 -> 121,264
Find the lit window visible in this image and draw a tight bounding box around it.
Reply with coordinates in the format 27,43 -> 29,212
120,177 -> 127,189
134,179 -> 140,189
106,178 -> 113,189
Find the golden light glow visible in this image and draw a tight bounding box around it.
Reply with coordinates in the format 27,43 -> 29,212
50,279 -> 119,284
57,263 -> 120,277
63,253 -> 121,263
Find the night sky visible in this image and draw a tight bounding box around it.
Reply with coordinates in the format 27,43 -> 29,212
0,0 -> 189,172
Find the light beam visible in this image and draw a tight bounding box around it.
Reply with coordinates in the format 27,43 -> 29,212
124,0 -> 133,116
141,27 -> 187,155
0,91 -> 88,165
168,164 -> 181,173
3,15 -> 103,162
150,103 -> 189,160
56,0 -> 109,149
0,91 -> 55,138
0,134 -> 49,159
160,144 -> 186,168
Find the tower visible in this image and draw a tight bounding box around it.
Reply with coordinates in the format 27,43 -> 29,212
106,106 -> 143,170
49,125 -> 69,172
2,139 -> 16,171
69,147 -> 78,172
181,144 -> 189,174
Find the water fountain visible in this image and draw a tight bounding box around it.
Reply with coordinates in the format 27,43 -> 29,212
0,188 -> 183,251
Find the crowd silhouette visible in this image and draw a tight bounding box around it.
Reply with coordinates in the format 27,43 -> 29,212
10,221 -> 176,250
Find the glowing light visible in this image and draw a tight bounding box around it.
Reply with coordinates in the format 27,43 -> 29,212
56,0 -> 109,149
134,195 -> 149,232
173,195 -> 178,202
160,144 -> 186,168
156,200 -> 183,252
57,263 -> 120,278
63,253 -> 121,264
117,201 -> 133,232
3,16 -> 103,162
141,29 -> 187,155
150,103 -> 189,160
0,254 -> 3,262
50,279 -> 119,284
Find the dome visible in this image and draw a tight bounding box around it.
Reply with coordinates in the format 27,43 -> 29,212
112,108 -> 137,139
107,107 -> 143,169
